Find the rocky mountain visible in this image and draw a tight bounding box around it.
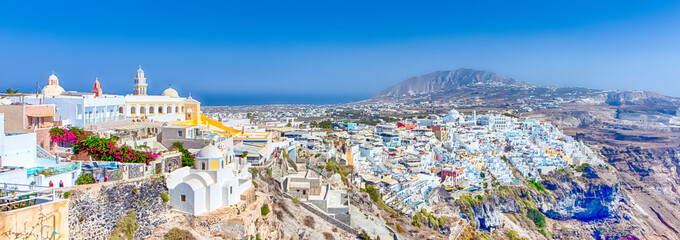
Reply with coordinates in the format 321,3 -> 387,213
370,68 -> 680,109
376,68 -> 528,97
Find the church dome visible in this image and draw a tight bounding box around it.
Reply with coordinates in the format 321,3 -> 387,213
443,109 -> 461,123
48,74 -> 58,82
41,85 -> 65,96
196,144 -> 223,159
162,87 -> 179,97
42,73 -> 65,96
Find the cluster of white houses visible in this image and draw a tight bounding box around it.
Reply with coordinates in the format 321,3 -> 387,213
11,67 -> 200,130
0,67 -> 254,225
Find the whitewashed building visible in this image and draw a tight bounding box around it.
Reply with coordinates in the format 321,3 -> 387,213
0,113 -> 81,187
123,67 -> 200,122
166,144 -> 253,215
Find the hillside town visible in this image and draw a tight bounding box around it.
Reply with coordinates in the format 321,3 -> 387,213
0,69 -> 605,240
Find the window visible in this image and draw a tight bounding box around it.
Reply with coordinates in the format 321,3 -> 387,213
158,106 -> 163,114
181,195 -> 186,202
178,131 -> 183,137
230,186 -> 232,194
131,106 -> 136,114
175,106 -> 179,113
140,106 -> 146,114
201,162 -> 206,170
167,106 -> 172,114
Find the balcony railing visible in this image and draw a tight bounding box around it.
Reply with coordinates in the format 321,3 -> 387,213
27,122 -> 57,130
84,115 -> 126,125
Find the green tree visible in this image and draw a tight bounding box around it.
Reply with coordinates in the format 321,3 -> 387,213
246,112 -> 252,119
261,204 -> 270,216
319,120 -> 333,129
164,228 -> 196,240
4,88 -> 18,94
527,208 -> 546,228
173,142 -> 195,167
75,173 -> 95,185
575,163 -> 590,172
248,167 -> 259,178
286,122 -> 292,127
110,210 -> 139,240
172,142 -> 184,150
310,121 -> 318,128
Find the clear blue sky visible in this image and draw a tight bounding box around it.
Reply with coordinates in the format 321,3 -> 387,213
1,1 -> 679,105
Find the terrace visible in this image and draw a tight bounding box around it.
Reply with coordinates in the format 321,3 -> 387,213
0,183 -> 56,212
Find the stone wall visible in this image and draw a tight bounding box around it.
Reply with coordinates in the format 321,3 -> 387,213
62,176 -> 168,240
298,201 -> 358,235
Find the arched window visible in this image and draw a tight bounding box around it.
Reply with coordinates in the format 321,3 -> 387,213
131,106 -> 136,114
158,106 -> 163,114
175,106 -> 179,113
167,106 -> 172,114
201,162 -> 206,170
181,106 -> 184,112
149,107 -> 154,114
119,107 -> 124,114
140,106 -> 146,114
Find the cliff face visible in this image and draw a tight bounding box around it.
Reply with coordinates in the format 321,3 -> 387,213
598,145 -> 680,239
537,170 -> 621,221
458,170 -> 620,231
467,194 -> 522,229
527,104 -> 680,239
64,176 -> 169,240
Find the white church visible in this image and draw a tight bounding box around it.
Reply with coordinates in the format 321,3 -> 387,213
166,144 -> 253,215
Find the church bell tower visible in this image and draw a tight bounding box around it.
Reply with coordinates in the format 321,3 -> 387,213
133,66 -> 147,95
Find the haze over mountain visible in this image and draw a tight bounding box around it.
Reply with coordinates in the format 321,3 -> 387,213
372,68 -> 680,108
377,68 -> 527,97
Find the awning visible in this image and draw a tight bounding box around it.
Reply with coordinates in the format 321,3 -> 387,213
28,113 -> 58,117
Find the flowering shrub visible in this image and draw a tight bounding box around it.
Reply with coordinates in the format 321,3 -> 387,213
50,127 -> 159,165
49,127 -> 87,144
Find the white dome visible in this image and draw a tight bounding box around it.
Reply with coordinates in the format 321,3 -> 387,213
41,84 -> 65,96
162,87 -> 179,97
196,145 -> 223,159
443,109 -> 461,123
48,74 -> 58,82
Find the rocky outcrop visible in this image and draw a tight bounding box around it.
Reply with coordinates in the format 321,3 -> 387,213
605,91 -> 680,107
469,194 -> 522,229
453,169 -> 621,232
65,176 -> 168,240
538,172 -> 621,221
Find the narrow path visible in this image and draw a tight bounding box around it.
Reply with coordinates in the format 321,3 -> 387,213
452,213 -> 469,240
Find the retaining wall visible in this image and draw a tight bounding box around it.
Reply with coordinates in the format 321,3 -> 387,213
61,176 -> 168,240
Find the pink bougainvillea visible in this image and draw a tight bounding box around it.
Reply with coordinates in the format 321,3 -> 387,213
50,127 -> 158,165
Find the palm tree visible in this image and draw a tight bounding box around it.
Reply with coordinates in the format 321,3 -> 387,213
4,88 -> 18,94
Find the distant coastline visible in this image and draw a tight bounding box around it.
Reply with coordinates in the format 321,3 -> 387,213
197,92 -> 370,106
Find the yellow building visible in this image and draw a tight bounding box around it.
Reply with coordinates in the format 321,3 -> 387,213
123,67 -> 201,122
